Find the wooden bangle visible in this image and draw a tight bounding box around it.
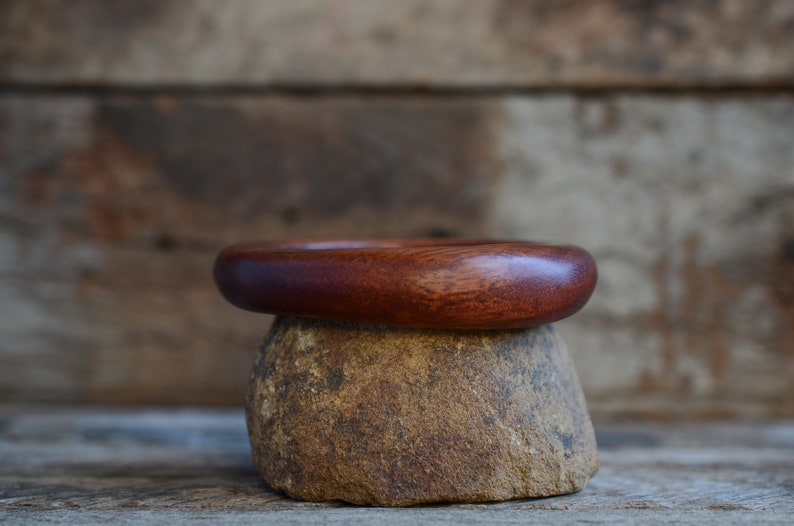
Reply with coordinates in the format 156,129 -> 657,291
213,239 -> 597,329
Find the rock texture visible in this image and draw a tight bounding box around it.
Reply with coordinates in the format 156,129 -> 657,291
246,316 -> 598,506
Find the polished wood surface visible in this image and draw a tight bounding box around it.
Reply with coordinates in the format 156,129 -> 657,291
214,240 -> 597,329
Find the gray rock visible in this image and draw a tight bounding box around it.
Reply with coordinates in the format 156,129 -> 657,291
246,316 -> 598,506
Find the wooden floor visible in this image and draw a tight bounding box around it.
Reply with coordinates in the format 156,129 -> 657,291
1,406 -> 791,524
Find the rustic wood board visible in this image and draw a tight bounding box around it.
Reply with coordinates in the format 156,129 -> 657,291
0,407 -> 792,524
1,94 -> 792,416
2,0 -> 793,88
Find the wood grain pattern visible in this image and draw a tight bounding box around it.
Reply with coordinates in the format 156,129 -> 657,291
1,407 -> 791,523
0,95 -> 498,406
214,240 -> 597,329
1,0 -> 792,88
0,94 -> 792,415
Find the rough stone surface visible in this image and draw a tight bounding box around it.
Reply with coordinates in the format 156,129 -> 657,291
246,316 -> 599,506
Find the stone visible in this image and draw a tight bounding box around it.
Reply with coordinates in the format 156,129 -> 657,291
246,316 -> 599,506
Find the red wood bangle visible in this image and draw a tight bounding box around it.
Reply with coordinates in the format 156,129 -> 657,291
213,239 -> 597,330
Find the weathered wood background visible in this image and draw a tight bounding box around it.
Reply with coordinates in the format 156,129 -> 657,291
1,0 -> 792,417
2,407 -> 793,523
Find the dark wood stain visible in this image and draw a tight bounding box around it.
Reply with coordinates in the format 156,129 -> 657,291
214,239 -> 597,330
95,98 -> 500,230
0,0 -> 169,76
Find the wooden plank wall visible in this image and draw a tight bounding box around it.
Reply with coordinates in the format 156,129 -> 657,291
1,0 -> 792,417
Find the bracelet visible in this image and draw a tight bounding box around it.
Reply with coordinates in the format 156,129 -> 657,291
213,239 -> 597,329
